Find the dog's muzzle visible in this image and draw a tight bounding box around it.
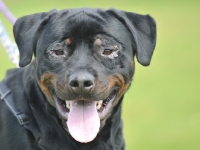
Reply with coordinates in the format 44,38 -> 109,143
53,71 -> 117,143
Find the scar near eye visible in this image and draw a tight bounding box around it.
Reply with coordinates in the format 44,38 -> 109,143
102,45 -> 119,59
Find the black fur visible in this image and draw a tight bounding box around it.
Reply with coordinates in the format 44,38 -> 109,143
0,8 -> 156,150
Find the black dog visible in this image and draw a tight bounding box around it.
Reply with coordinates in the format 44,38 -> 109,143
0,8 -> 156,150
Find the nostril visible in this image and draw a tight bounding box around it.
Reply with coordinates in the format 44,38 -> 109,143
84,80 -> 93,87
69,80 -> 79,88
69,71 -> 95,91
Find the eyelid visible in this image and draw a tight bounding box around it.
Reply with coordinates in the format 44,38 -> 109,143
46,42 -> 64,53
47,48 -> 64,53
48,46 -> 63,51
47,41 -> 63,51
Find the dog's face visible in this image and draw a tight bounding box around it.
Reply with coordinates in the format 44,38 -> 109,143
14,8 -> 156,143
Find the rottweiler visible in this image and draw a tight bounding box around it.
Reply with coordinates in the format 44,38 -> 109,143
0,8 -> 156,150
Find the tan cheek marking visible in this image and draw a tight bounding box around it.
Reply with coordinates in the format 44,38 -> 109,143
39,73 -> 56,106
94,38 -> 102,46
100,76 -> 129,127
108,74 -> 130,106
114,84 -> 130,106
65,38 -> 72,46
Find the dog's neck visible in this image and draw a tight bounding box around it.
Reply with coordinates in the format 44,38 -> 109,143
5,63 -> 125,150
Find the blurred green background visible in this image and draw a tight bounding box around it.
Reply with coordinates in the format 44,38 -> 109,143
0,0 -> 200,149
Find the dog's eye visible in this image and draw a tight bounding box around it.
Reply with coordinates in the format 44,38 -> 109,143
101,46 -> 119,59
102,49 -> 113,55
54,49 -> 64,56
48,49 -> 65,57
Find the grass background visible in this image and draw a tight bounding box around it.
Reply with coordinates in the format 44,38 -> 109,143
0,0 -> 200,149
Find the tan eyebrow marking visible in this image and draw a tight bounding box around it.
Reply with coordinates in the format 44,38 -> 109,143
65,38 -> 72,46
94,38 -> 102,46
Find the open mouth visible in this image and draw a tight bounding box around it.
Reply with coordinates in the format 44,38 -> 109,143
53,91 -> 116,143
53,91 -> 116,119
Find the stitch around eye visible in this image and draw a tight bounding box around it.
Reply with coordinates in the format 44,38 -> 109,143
101,45 -> 119,59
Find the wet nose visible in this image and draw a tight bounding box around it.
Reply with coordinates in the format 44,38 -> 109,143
69,71 -> 94,93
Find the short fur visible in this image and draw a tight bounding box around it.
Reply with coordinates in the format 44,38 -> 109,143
0,8 -> 156,150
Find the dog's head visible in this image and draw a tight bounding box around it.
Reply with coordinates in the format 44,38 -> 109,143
14,8 -> 156,143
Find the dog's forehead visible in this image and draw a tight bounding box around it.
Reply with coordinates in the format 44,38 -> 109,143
46,8 -> 129,42
59,8 -> 106,22
54,8 -> 108,35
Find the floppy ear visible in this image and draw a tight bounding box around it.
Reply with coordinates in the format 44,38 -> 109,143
13,9 -> 57,67
107,9 -> 156,66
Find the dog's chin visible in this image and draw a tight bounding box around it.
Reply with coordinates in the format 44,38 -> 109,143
52,91 -> 116,143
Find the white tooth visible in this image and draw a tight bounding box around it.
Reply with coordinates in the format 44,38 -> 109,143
96,100 -> 103,110
65,101 -> 70,109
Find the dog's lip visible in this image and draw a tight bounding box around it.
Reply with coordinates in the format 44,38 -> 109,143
52,91 -> 116,120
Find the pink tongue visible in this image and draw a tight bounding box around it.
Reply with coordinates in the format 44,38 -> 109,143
67,100 -> 100,143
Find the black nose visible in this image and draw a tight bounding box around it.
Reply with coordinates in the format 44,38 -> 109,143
69,71 -> 94,93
